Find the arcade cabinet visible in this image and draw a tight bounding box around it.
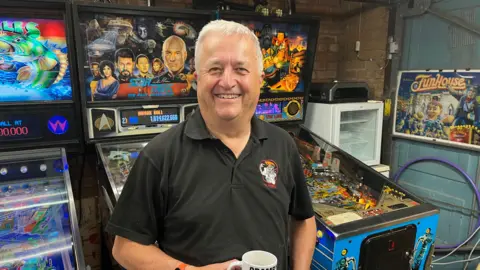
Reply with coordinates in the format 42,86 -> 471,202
295,128 -> 439,270
218,11 -> 440,270
72,1 -> 210,261
0,0 -> 85,268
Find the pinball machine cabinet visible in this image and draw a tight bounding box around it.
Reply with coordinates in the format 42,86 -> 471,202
291,126 -> 439,270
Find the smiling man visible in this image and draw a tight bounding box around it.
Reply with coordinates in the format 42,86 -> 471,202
106,20 -> 316,270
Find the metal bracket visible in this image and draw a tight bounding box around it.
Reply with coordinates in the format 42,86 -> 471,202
400,0 -> 480,38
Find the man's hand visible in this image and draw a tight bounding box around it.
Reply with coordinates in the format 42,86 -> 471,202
191,260 -> 240,270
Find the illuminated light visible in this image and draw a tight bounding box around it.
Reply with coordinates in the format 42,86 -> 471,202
0,199 -> 68,213
388,240 -> 395,251
0,245 -> 73,265
47,115 -> 69,135
0,126 -> 29,137
40,164 -> 47,171
0,191 -> 67,205
317,230 -> 323,238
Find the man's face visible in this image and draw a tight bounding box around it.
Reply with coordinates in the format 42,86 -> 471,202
163,39 -> 187,73
137,57 -> 150,74
196,33 -> 263,122
467,89 -> 476,99
91,64 -> 100,76
117,57 -> 133,74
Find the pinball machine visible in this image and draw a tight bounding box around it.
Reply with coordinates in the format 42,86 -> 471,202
0,0 -> 85,268
218,10 -> 440,270
71,1 -> 210,260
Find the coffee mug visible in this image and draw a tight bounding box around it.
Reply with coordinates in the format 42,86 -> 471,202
227,250 -> 277,270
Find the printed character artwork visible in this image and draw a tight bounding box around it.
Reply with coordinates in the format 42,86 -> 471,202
237,21 -> 309,94
410,228 -> 434,270
78,14 -> 204,101
394,71 -> 480,148
0,18 -> 72,102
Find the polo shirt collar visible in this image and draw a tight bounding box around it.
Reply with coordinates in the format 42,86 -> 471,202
184,107 -> 268,141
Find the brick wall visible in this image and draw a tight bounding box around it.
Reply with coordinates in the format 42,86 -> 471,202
337,6 -> 390,99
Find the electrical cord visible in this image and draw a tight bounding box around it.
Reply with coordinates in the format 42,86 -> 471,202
433,254 -> 480,266
432,225 -> 480,263
463,236 -> 480,270
392,156 -> 480,249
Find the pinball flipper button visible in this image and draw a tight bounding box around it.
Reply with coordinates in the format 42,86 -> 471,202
0,167 -> 7,175
317,230 -> 323,239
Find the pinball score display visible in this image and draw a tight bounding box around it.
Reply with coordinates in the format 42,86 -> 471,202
120,107 -> 180,127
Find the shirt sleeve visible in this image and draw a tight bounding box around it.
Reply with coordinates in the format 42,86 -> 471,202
288,141 -> 315,220
105,151 -> 163,245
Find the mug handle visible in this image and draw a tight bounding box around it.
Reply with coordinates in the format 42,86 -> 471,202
227,261 -> 242,270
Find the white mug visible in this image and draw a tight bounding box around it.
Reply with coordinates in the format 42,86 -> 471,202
227,250 -> 277,270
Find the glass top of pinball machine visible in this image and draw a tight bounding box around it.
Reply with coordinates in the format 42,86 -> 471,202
96,140 -> 149,198
294,127 -> 421,229
0,148 -> 77,269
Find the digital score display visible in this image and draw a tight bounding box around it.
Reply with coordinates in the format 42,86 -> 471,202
120,107 -> 180,127
0,115 -> 42,141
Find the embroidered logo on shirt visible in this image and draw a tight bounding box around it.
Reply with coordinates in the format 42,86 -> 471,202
259,159 -> 278,188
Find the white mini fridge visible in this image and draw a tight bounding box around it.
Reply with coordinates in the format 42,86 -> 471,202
304,101 -> 384,166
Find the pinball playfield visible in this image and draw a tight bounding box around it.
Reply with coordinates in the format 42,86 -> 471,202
293,127 -> 439,270
0,148 -> 84,270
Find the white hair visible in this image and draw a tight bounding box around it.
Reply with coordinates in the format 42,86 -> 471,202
194,19 -> 263,73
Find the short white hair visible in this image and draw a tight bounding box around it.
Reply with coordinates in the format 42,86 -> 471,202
194,19 -> 263,73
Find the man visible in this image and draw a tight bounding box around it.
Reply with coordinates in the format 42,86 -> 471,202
151,35 -> 190,96
90,62 -> 102,81
115,48 -> 135,84
152,35 -> 188,83
135,54 -> 153,79
106,20 -> 316,270
114,48 -> 150,99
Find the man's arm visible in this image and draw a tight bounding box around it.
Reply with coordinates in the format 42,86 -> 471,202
112,236 -> 183,269
290,217 -> 316,270
113,236 -> 237,270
